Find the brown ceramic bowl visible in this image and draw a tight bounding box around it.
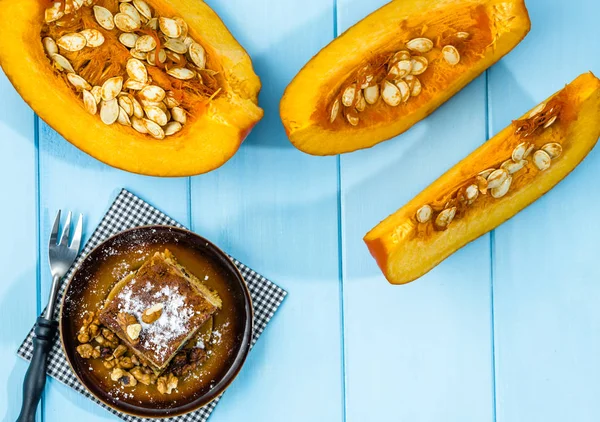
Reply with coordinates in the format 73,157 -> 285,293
59,225 -> 253,418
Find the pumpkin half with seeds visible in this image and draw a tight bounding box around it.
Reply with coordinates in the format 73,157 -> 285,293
365,72 -> 600,284
0,0 -> 263,176
280,0 -> 530,155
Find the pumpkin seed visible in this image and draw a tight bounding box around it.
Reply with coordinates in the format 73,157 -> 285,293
533,150 -> 551,171
476,175 -> 488,195
159,17 -> 182,38
133,0 -> 152,19
465,184 -> 479,203
130,49 -> 147,60
435,207 -> 456,228
57,33 -> 87,52
456,32 -> 470,40
164,92 -> 180,108
144,105 -> 168,126
119,2 -> 141,24
164,38 -> 188,54
528,102 -> 545,119
43,37 -> 58,56
145,17 -> 158,30
410,76 -> 422,96
101,76 -> 123,101
342,84 -> 356,107
490,175 -> 512,198
359,74 -> 373,89
479,168 -> 495,179
123,79 -> 146,90
93,6 -> 115,31
183,36 -> 194,49
67,73 -> 91,91
523,143 -> 535,159
135,35 -> 156,52
125,58 -> 148,84
174,18 -> 188,38
45,3 -> 64,23
406,37 -> 433,53
100,99 -> 119,125
543,115 -> 557,128
442,45 -> 460,65
82,89 -> 97,115
410,56 -> 428,75
165,50 -> 182,63
355,90 -> 366,112
117,107 -> 132,125
164,121 -> 182,136
396,80 -> 410,103
364,85 -> 379,105
330,99 -> 340,123
139,85 -> 165,102
114,13 -> 140,32
119,33 -> 139,48
84,0 -> 94,5
381,81 -> 401,106
389,60 -> 412,79
79,29 -> 104,48
512,142 -> 529,161
487,169 -> 508,189
171,106 -> 186,124
416,205 -> 432,223
131,116 -> 148,133
392,50 -> 411,62
131,97 -> 145,118
501,159 -> 527,174
51,54 -> 75,73
90,86 -> 102,103
346,111 -> 359,126
188,43 -> 206,69
541,142 -> 562,159
147,48 -> 167,66
166,67 -> 196,80
118,96 -> 134,116
143,119 -> 165,139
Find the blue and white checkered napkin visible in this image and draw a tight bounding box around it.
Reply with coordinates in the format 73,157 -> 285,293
17,189 -> 287,422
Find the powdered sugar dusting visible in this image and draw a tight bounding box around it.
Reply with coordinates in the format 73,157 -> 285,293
117,278 -> 195,360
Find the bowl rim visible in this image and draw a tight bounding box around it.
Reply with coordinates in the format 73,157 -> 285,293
58,224 -> 254,418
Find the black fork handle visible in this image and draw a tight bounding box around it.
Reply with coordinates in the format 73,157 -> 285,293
16,317 -> 58,422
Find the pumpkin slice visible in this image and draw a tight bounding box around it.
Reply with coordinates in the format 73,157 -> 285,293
280,0 -> 531,155
365,72 -> 600,284
0,0 -> 263,176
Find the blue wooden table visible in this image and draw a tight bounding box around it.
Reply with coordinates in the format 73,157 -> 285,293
2,0 -> 600,421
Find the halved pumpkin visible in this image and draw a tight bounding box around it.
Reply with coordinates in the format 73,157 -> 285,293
280,0 -> 530,155
0,0 -> 263,176
365,72 -> 600,284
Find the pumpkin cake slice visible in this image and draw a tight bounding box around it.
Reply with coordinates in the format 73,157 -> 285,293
99,249 -> 222,375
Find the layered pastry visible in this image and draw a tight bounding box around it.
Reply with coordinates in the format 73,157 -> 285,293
98,250 -> 222,375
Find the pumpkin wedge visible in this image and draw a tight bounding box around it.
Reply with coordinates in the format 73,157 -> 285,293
280,0 -> 530,155
364,72 -> 600,285
0,0 -> 263,176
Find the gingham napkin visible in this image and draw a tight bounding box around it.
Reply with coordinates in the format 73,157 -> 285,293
17,189 -> 287,422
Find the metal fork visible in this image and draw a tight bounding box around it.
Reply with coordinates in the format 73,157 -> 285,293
17,210 -> 83,422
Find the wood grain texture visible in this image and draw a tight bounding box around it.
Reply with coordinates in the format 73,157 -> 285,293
489,1 -> 600,421
3,0 -> 600,421
0,72 -> 38,421
337,1 -> 493,421
193,2 -> 342,421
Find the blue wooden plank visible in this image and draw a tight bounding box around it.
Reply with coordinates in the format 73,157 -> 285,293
191,1 -> 343,422
36,129 -> 189,421
0,72 -> 38,420
489,0 -> 600,421
337,1 -> 494,421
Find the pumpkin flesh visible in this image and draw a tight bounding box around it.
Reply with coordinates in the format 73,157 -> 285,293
280,0 -> 531,155
364,72 -> 600,284
0,0 -> 263,176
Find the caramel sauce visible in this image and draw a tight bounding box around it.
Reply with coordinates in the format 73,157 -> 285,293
64,239 -> 247,409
